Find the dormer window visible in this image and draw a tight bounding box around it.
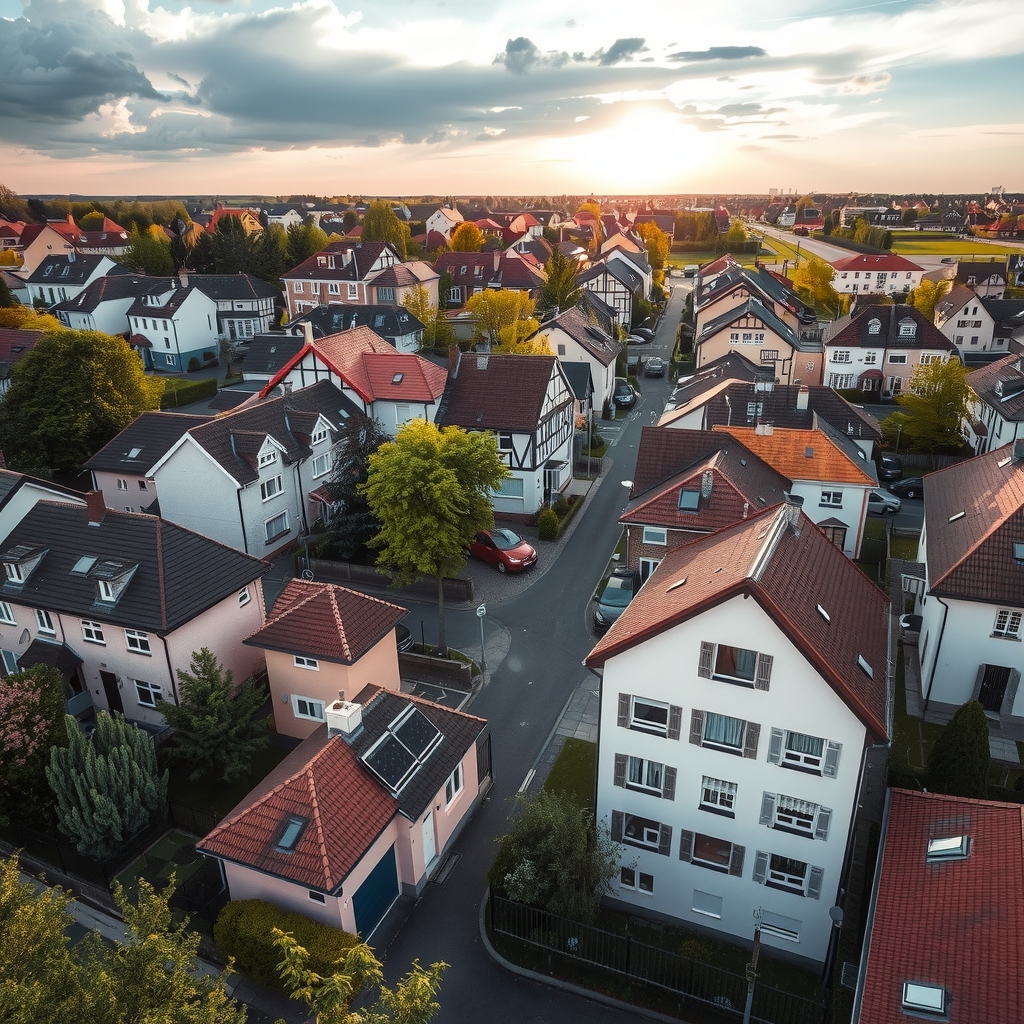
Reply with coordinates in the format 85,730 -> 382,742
98,580 -> 116,602
4,562 -> 23,583
258,449 -> 277,468
311,426 -> 329,445
898,319 -> 917,338
867,318 -> 881,335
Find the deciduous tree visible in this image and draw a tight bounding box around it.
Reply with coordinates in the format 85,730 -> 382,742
883,358 -> 971,452
155,649 -> 269,784
361,201 -> 409,258
465,289 -> 539,350
118,225 -> 174,277
448,222 -> 485,252
791,255 -> 841,315
0,307 -> 61,331
902,207 -> 918,226
252,223 -> 288,284
907,278 -> 951,321
536,247 -> 581,316
635,222 -> 669,271
924,700 -> 990,798
286,219 -> 329,268
361,421 -> 508,654
575,201 -> 604,250
402,283 -> 454,350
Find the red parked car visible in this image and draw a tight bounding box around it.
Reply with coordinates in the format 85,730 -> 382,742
468,528 -> 537,573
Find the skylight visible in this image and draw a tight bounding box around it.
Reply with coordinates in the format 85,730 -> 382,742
275,815 -> 307,852
127,447 -> 142,459
666,576 -> 687,593
816,604 -> 831,622
948,511 -> 966,523
926,835 -> 970,861
999,455 -> 1012,467
901,982 -> 946,1016
392,372 -> 404,385
1015,542 -> 1024,566
857,654 -> 873,679
70,555 -> 97,577
678,489 -> 701,512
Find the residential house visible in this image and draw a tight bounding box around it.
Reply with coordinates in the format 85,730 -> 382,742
964,353 -> 1024,453
191,274 -> 279,342
824,304 -> 958,397
433,251 -> 545,310
851,788 -> 1024,1024
266,305 -> 426,364
198,685 -> 490,939
831,254 -> 924,296
16,218 -> 130,275
257,325 -> 447,435
578,259 -> 644,328
148,380 -> 357,556
585,501 -> 889,968
506,237 -> 553,268
83,411 -> 212,513
605,247 -> 653,301
0,218 -> 27,252
52,272 -> 157,336
539,305 -> 623,416
601,230 -> 644,257
634,210 -> 676,241
954,260 -> 1006,298
206,204 -> 263,236
0,468 -> 85,542
240,335 -> 306,384
0,492 -> 268,729
425,207 -> 464,241
914,209 -> 964,232
915,442 -> 1024,734
935,284 -> 1024,356
0,328 -> 42,395
695,297 -> 824,387
620,427 -> 790,583
561,361 -> 594,421
435,352 -> 574,515
25,252 -> 117,308
839,206 -> 889,228
714,423 -> 877,557
260,204 -> 305,230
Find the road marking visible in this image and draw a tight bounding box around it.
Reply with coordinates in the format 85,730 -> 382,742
518,768 -> 536,793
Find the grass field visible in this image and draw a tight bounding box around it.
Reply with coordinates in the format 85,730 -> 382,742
543,737 -> 597,809
667,250 -> 759,268
888,231 -> 1023,258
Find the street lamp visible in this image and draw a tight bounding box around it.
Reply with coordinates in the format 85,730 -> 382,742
476,603 -> 487,675
742,908 -> 763,1024
895,421 -> 903,455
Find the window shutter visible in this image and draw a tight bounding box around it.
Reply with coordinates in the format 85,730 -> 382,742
729,844 -> 745,877
752,850 -> 769,885
617,693 -> 630,728
823,741 -> 842,778
613,753 -> 627,788
662,766 -> 677,801
698,641 -> 714,678
807,865 -> 824,900
679,829 -> 694,862
667,705 -> 683,740
759,792 -> 777,827
815,807 -> 833,841
1002,670 -> 1021,717
754,653 -> 773,691
767,727 -> 785,765
969,664 -> 986,703
658,824 -> 672,857
743,721 -> 760,759
611,810 -> 623,843
689,709 -> 704,745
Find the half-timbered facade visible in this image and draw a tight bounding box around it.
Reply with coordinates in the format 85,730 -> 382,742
435,352 -> 574,515
578,259 -> 644,327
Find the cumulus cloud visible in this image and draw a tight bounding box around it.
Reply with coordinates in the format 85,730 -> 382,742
667,46 -> 767,62
594,38 -> 648,65
493,37 -> 569,74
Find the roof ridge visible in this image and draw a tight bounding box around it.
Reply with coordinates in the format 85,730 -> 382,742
749,505 -> 790,583
328,587 -> 353,661
304,764 -> 335,888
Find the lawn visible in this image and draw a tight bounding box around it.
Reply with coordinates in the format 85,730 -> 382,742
888,231 -> 1023,258
889,534 -> 920,561
667,251 -> 760,268
543,737 -> 596,809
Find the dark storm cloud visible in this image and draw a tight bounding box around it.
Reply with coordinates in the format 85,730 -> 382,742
667,46 -> 767,61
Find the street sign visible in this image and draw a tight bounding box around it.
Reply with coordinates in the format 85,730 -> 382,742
476,603 -> 486,618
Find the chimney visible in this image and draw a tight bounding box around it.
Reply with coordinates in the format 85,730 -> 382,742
448,344 -> 462,378
178,267 -> 189,289
796,385 -> 809,411
1013,439 -> 1024,465
782,493 -> 803,533
85,490 -> 106,526
701,470 -> 713,499
325,699 -> 363,740
301,321 -> 314,346
754,422 -> 774,436
742,501 -> 749,519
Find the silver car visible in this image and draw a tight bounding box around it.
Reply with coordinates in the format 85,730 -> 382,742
868,489 -> 901,515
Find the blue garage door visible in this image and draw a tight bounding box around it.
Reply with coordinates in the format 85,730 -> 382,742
352,844 -> 399,938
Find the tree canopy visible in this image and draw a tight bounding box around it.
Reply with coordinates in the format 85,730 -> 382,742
286,219 -> 329,267
118,226 -> 174,277
536,247 -> 582,317
575,202 -> 604,249
465,289 -> 540,350
402,283 -> 455,351
448,222 -> 485,253
881,358 -> 971,452
908,278 -> 951,321
0,329 -> 163,474
361,202 -> 409,258
635,222 -> 669,271
925,700 -> 990,798
791,255 -> 841,315
212,216 -> 256,275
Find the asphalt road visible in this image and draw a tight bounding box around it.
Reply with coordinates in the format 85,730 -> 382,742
375,296 -> 686,1022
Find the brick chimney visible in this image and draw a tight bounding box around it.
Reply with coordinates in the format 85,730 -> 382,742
796,385 -> 809,411
86,490 -> 106,526
448,344 -> 462,379
301,321 -> 314,346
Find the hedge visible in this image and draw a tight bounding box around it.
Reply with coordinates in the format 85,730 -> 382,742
669,240 -> 761,254
811,233 -> 889,256
214,898 -> 361,991
159,376 -> 218,409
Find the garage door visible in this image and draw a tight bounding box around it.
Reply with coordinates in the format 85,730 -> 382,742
352,844 -> 399,938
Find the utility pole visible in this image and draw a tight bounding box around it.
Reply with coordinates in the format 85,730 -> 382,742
742,909 -> 763,1024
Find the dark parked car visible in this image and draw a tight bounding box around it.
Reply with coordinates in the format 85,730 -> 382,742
793,225 -> 809,236
614,379 -> 637,408
468,528 -> 537,573
877,453 -> 903,481
632,327 -> 655,341
594,568 -> 640,634
643,357 -> 666,378
395,623 -> 415,652
889,477 -> 923,499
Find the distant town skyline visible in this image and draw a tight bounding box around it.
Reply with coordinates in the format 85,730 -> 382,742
1,0 -> 1022,196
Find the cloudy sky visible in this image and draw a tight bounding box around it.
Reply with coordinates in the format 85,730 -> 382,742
1,0 -> 1022,196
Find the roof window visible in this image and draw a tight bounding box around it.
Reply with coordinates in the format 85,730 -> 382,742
816,604 -> 830,622
275,815 -> 307,852
926,835 -> 970,861
1014,542 -> 1024,566
948,511 -> 965,523
857,654 -> 873,679
70,555 -> 98,577
678,489 -> 701,512
901,981 -> 948,1017
392,372 -> 404,385
127,447 -> 143,459
867,318 -> 881,335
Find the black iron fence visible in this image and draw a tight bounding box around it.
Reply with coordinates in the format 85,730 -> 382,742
168,799 -> 221,838
490,895 -> 825,1024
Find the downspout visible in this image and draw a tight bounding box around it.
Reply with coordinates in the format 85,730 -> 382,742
922,595 -> 949,715
235,486 -> 249,554
161,635 -> 180,705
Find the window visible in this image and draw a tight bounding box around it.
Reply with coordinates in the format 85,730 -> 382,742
125,629 -> 151,654
901,982 -> 947,1017
700,641 -> 772,689
768,728 -> 841,776
276,815 -> 306,851
624,695 -> 678,737
377,287 -> 395,302
238,586 -> 251,607
619,867 -> 654,893
1,650 -> 18,674
828,373 -> 855,389
448,287 -> 462,303
760,349 -> 778,362
293,696 -> 325,721
863,351 -> 877,364
97,579 -> 117,603
117,478 -> 129,490
742,332 -> 752,341
627,755 -> 665,794
993,608 -> 1022,638
260,475 -> 283,501
328,282 -> 340,295
691,889 -> 722,918
678,831 -> 744,875
312,453 -> 331,479
700,776 -> 737,816
926,835 -> 970,861
678,489 -> 700,512
762,792 -> 831,839
35,609 -> 55,635
445,763 -> 463,806
898,320 -> 916,338
692,710 -> 759,757
767,853 -> 809,893
293,655 -> 319,670
134,679 -> 161,708
308,890 -> 327,904
81,620 -> 105,645
820,489 -> 843,507
920,353 -> 941,364
889,353 -> 907,364
832,350 -> 852,364
165,354 -> 175,366
729,332 -> 739,343
312,426 -> 329,445
138,479 -> 148,490
265,511 -> 289,543
496,431 -> 513,451
258,449 -> 277,468
642,526 -> 667,545
0,602 -> 14,625
557,344 -> 566,355
494,477 -> 524,500
621,813 -> 665,850
638,557 -> 660,584
759,910 -> 801,942
347,283 -> 358,299
293,281 -> 304,293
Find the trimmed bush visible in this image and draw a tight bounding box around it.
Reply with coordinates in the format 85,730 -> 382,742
537,507 -> 559,541
214,898 -> 361,991
552,496 -> 570,518
187,356 -> 201,371
924,700 -> 991,798
160,376 -> 217,409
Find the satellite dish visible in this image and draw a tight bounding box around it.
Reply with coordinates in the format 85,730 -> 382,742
301,569 -> 314,581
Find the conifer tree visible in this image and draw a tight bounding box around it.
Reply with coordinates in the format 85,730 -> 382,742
924,699 -> 991,798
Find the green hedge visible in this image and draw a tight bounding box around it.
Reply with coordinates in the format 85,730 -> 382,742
159,376 -> 218,409
214,898 -> 361,991
669,240 -> 760,254
811,233 -> 888,256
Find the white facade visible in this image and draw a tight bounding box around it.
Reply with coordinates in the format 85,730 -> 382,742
129,286 -> 220,372
606,249 -> 653,299
937,296 -> 1001,354
824,342 -> 950,397
834,267 -> 922,295
29,255 -> 115,307
55,293 -> 139,336
545,324 -> 617,414
787,479 -> 869,559
596,594 -> 867,967
426,207 -> 464,241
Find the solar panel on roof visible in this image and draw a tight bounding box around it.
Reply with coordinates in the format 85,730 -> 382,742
364,735 -> 416,791
394,707 -> 440,759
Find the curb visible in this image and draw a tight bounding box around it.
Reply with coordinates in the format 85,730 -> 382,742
477,892 -> 692,1024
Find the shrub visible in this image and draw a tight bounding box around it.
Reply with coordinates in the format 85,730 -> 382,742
214,899 -> 361,991
537,507 -> 559,541
187,356 -> 201,371
924,700 -> 990,798
160,376 -> 217,409
202,351 -> 216,362
552,496 -> 570,519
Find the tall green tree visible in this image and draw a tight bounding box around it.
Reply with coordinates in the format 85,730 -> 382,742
274,928 -> 446,1024
401,283 -> 454,350
362,201 -> 409,258
902,207 -> 918,226
361,420 -> 508,654
118,225 -> 174,277
791,255 -> 841,315
465,289 -> 539,350
908,278 -> 951,321
924,700 -> 990,798
212,215 -> 256,274
252,223 -> 288,284
0,329 -> 163,474
882,358 -> 972,452
286,219 -> 329,268
189,229 -> 217,273
448,222 -> 485,253
46,712 -> 167,859
155,649 -> 269,784
536,247 -> 581,316
0,275 -> 14,307
635,222 -> 669,271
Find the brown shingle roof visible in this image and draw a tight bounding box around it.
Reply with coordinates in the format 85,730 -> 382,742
587,503 -> 890,740
715,425 -> 876,485
827,304 -> 956,351
967,352 -> 1024,422
245,579 -> 407,664
545,306 -> 622,367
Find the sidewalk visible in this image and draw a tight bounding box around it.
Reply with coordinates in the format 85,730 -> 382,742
526,676 -> 600,799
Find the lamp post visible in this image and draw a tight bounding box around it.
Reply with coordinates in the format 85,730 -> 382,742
476,603 -> 487,675
895,421 -> 903,455
742,908 -> 763,1024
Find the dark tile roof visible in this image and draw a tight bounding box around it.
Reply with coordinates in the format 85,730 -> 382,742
51,273 -> 153,313
189,274 -> 280,301
561,360 -> 594,401
0,328 -> 41,378
83,411 -> 213,473
922,443 -> 1024,604
288,305 -> 424,343
436,353 -> 563,432
545,306 -> 622,367
239,334 -> 305,378
665,353 -> 769,413
967,353 -> 1024,421
827,304 -> 957,351
697,297 -> 800,350
0,500 -> 268,634
368,262 -> 439,288
26,252 -> 109,285
245,579 -> 407,664
0,469 -> 82,508
579,290 -> 618,336
697,265 -> 816,324
856,789 -> 1024,1024
579,259 -> 642,293
981,297 -> 1024,331
281,241 -> 396,282
956,260 -> 1006,286
933,283 -> 975,320
587,503 -> 890,741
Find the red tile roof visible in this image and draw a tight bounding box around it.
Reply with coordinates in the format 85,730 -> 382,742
245,579 -> 408,664
715,425 -> 876,485
586,503 -> 890,740
832,253 -> 924,273
922,442 -> 1024,604
856,789 -> 1024,1024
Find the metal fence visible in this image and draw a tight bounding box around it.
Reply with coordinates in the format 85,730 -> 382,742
168,799 -> 221,838
490,895 -> 825,1024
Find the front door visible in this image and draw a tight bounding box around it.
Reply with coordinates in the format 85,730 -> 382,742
100,670 -> 123,715
421,812 -> 436,868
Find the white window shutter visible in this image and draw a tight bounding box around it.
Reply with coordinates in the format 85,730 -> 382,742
752,850 -> 769,885
698,641 -> 714,678
617,693 -> 630,727
767,727 -> 785,765
667,705 -> 683,740
679,829 -> 694,862
658,823 -> 672,857
807,865 -> 824,900
662,766 -> 677,801
823,741 -> 842,778
754,653 -> 773,691
759,792 -> 777,826
814,807 -> 832,841
689,708 -> 704,745
613,753 -> 627,788
743,721 -> 760,759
